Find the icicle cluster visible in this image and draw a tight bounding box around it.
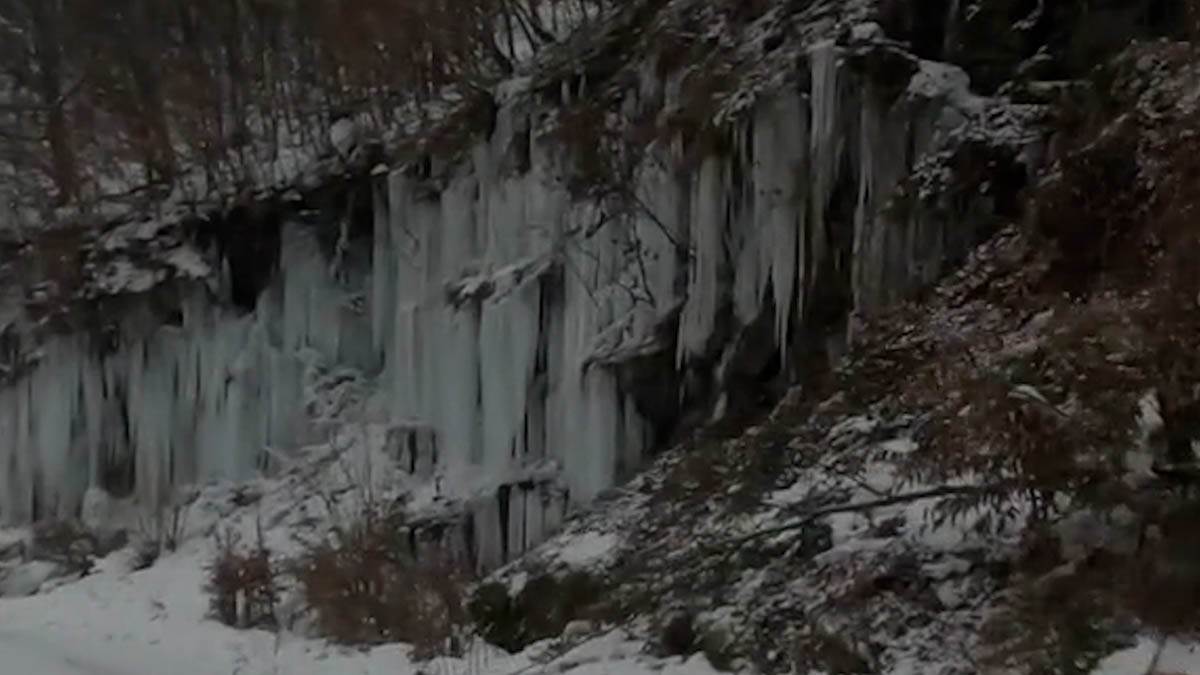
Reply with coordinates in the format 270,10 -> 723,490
0,224 -> 371,522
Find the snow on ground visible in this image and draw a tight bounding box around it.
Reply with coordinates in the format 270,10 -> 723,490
0,412 -> 715,675
551,532 -> 619,568
0,535 -> 724,675
1093,638 -> 1200,675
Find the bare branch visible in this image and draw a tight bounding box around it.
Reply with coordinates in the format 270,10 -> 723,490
717,484 -> 999,551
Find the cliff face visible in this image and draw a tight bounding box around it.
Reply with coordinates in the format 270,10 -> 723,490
0,0 -> 1120,568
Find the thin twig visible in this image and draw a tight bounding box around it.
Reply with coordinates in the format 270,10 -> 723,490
1143,635 -> 1167,675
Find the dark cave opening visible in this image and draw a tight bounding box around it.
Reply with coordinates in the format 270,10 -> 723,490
204,202 -> 283,313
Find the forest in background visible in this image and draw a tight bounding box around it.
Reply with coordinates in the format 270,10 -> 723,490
0,0 -> 603,214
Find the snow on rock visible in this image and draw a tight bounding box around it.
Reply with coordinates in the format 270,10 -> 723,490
0,560 -> 60,597
330,118 -> 360,158
552,531 -> 620,568
475,391 -> 1013,675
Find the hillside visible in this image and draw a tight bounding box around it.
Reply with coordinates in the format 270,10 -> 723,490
2,1 -> 1200,674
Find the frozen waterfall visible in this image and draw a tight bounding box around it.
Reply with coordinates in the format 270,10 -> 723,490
0,39 -> 1021,568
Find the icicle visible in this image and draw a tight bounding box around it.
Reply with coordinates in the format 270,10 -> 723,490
677,157 -> 727,364
745,92 -> 810,361
809,40 -> 840,312
853,83 -> 879,313
733,118 -> 766,325
852,77 -> 917,314
370,175 -> 394,365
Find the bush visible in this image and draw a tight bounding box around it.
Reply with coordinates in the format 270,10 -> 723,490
132,501 -> 190,570
791,628 -> 872,675
699,624 -> 738,671
29,520 -> 108,577
659,612 -> 697,657
1033,114 -> 1147,295
205,527 -> 277,630
294,513 -> 471,658
469,570 -> 610,653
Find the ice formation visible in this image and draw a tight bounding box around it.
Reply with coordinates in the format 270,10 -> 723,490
0,223 -> 372,522
0,35 -> 1029,567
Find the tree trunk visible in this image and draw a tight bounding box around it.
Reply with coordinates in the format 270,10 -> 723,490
123,0 -> 176,182
28,0 -> 77,203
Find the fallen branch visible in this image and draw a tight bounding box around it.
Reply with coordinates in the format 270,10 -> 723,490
718,484 -> 999,551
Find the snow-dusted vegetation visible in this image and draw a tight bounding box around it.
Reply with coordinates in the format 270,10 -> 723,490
4,1 -> 1200,674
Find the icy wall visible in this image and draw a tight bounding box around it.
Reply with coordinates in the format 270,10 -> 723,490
0,29 -> 1037,568
0,220 -> 373,523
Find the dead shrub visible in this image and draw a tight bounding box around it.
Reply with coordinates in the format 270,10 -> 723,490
133,501 -> 190,568
1032,43 -> 1200,300
981,558 -> 1127,675
791,42 -> 1200,673
205,527 -> 277,630
982,497 -> 1200,673
658,441 -> 729,505
30,520 -> 107,577
1115,499 -> 1200,637
469,570 -> 610,653
900,286 -> 1200,529
791,627 -> 873,675
551,103 -> 620,199
294,512 -> 471,657
894,284 -> 1200,670
659,612 -> 697,657
1033,114 -> 1148,296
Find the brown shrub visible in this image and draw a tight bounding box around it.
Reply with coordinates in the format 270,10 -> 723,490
791,627 -> 872,675
799,43 -> 1200,672
1033,114 -> 1149,296
205,527 -> 277,630
294,513 -> 471,657
468,570 -> 612,653
1032,43 -> 1200,300
982,495 -> 1200,672
981,557 -> 1126,675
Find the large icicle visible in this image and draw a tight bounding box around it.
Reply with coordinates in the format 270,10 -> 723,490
752,91 -> 810,359
809,40 -> 841,311
677,157 -> 727,363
